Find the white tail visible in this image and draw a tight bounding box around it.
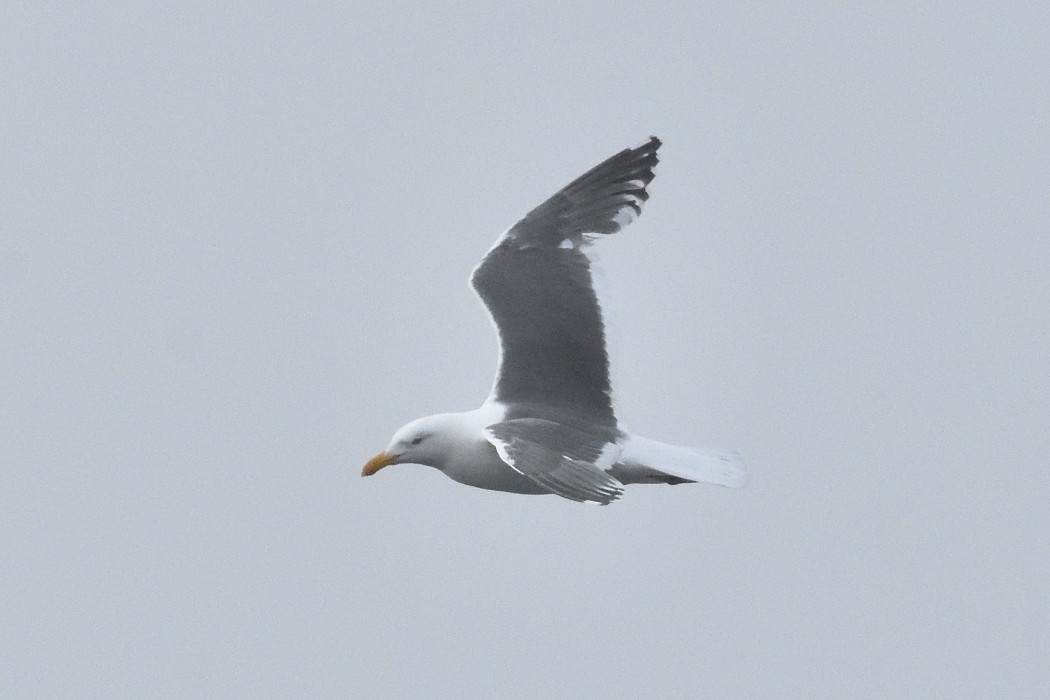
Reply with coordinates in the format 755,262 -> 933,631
619,435 -> 748,488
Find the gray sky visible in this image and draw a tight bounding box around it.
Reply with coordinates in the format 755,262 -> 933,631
3,3 -> 1048,698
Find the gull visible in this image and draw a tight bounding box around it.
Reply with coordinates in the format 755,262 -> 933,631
362,137 -> 746,504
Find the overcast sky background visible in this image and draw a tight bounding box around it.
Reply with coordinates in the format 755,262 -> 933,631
3,3 -> 1048,698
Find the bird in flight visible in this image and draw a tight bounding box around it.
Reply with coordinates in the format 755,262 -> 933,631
363,137 -> 746,504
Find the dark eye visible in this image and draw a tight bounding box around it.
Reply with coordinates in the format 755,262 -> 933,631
410,436 -> 424,445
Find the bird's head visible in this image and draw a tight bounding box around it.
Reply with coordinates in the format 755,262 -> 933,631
361,413 -> 464,476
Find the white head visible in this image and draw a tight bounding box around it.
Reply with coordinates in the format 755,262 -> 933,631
361,413 -> 472,476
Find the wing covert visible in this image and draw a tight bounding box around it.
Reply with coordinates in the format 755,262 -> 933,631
485,418 -> 625,505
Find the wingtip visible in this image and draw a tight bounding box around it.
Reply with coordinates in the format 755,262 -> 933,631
631,135 -> 662,155
584,485 -> 625,506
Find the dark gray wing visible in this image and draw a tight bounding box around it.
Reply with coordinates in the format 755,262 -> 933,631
484,418 -> 625,505
470,138 -> 661,424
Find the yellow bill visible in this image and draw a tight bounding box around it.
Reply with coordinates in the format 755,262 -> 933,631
362,451 -> 397,476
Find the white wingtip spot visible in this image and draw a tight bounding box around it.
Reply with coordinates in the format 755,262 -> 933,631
612,206 -> 637,228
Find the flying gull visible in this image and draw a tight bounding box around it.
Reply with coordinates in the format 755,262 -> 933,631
362,137 -> 746,504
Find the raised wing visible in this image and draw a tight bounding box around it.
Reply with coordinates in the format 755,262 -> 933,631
470,138 -> 661,424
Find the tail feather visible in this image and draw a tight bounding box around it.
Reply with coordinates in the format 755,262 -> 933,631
618,435 -> 748,488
